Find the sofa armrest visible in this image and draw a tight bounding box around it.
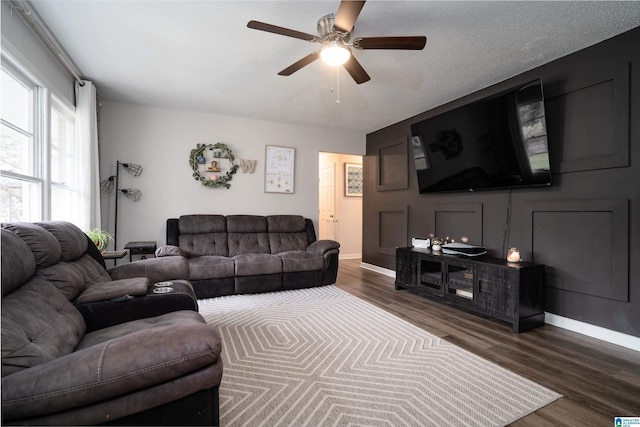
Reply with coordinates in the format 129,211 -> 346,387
1,318 -> 222,423
306,239 -> 340,256
155,244 -> 185,257
307,240 -> 340,285
75,277 -> 149,304
108,256 -> 189,283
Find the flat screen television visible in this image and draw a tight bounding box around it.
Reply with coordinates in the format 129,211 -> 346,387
411,79 -> 551,193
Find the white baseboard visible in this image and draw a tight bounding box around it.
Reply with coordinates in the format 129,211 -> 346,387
359,262 -> 639,352
360,262 -> 395,278
340,253 -> 362,260
544,312 -> 640,352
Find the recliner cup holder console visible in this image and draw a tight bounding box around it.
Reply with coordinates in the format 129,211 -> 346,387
153,281 -> 174,293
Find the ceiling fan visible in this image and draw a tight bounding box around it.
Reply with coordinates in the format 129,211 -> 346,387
247,0 -> 426,84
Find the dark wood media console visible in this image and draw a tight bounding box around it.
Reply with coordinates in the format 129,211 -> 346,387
395,247 -> 545,332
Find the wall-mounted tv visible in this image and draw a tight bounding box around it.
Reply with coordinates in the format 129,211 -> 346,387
411,79 -> 551,193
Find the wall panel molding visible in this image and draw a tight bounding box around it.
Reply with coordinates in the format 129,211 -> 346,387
376,137 -> 408,191
545,62 -> 629,173
523,199 -> 629,302
377,206 -> 408,256
427,203 -> 483,245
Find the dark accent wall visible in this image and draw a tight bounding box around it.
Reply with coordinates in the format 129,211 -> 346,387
364,28 -> 640,337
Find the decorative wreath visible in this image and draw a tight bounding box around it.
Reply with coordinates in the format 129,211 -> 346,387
189,142 -> 239,189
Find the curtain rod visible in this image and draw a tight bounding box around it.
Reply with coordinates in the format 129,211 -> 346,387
8,0 -> 85,86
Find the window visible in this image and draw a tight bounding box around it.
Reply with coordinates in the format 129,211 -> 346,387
1,57 -> 79,225
50,97 -> 77,221
1,64 -> 42,222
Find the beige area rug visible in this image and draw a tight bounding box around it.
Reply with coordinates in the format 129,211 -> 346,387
198,285 -> 561,427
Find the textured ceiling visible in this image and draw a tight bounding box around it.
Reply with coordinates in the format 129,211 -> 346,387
29,1 -> 640,134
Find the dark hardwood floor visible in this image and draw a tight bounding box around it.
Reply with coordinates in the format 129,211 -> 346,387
334,259 -> 640,426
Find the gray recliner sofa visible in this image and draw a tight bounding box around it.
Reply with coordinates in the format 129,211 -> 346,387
156,214 -> 340,298
1,221 -> 223,425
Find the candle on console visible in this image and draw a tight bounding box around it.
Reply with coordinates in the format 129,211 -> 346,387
507,247 -> 521,263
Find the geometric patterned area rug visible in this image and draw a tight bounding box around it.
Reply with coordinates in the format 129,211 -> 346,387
198,285 -> 561,427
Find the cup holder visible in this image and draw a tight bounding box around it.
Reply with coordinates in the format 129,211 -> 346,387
154,281 -> 173,287
153,287 -> 174,294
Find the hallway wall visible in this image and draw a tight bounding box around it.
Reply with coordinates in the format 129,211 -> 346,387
319,152 -> 363,259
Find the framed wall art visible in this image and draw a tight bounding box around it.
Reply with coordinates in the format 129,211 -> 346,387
265,145 -> 295,193
345,163 -> 363,196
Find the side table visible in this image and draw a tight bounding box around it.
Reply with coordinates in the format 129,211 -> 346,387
124,241 -> 157,262
102,250 -> 128,260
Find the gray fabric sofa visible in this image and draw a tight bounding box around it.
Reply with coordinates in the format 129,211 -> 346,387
157,214 -> 340,298
1,221 -> 223,425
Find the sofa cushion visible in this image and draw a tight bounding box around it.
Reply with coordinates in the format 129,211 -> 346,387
233,253 -> 282,276
2,311 -> 222,421
278,251 -> 324,273
179,233 -> 229,257
2,222 -> 61,268
36,221 -> 88,261
188,256 -> 235,280
269,232 -> 309,253
227,216 -> 270,256
267,215 -> 309,253
35,261 -> 84,300
177,215 -> 228,257
228,233 -> 271,256
1,279 -> 86,377
178,215 -> 226,234
76,310 -> 211,350
1,229 -> 36,296
267,215 -> 307,232
226,215 -> 267,233
36,255 -> 112,301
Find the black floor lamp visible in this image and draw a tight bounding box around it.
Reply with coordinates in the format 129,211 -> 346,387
100,161 -> 143,251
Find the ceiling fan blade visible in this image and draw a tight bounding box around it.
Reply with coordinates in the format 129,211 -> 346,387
278,52 -> 321,76
353,36 -> 427,50
247,20 -> 317,42
333,0 -> 366,33
343,55 -> 370,84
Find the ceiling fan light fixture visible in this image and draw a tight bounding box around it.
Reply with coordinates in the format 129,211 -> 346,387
320,42 -> 351,66
248,0 -> 427,83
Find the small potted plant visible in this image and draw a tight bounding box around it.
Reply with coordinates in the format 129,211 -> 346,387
431,237 -> 444,252
86,228 -> 113,252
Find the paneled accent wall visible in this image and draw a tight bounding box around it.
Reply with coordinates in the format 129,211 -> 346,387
377,206 -> 408,256
545,63 -> 629,173
363,28 -> 640,337
523,199 -> 629,302
427,203 -> 483,245
376,137 -> 408,191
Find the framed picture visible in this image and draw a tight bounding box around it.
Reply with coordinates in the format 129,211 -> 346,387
265,145 -> 295,193
345,163 -> 363,196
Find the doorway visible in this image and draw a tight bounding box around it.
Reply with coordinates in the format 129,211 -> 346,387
319,152 -> 363,259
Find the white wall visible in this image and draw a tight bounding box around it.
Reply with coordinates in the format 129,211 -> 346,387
319,152 -> 363,259
1,1 -> 75,105
99,101 -> 365,255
